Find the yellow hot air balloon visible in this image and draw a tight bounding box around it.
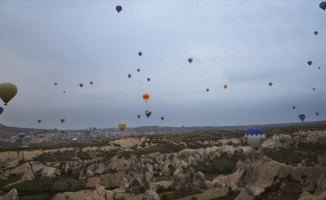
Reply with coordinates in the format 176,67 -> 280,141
0,82 -> 18,105
119,123 -> 126,132
223,84 -> 227,89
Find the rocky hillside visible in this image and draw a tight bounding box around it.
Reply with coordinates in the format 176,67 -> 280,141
0,124 -> 325,199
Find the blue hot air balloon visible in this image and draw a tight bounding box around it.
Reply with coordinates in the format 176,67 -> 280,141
0,107 -> 3,115
299,114 -> 305,122
244,128 -> 266,150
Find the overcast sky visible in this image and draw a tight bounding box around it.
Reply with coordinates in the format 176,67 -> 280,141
0,0 -> 325,130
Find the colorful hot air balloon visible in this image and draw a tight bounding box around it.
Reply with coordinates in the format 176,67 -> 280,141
79,83 -> 83,87
314,31 -> 318,35
128,74 -> 132,78
147,78 -> 150,82
116,5 -> 122,13
188,58 -> 193,63
316,112 -> 320,116
161,117 -> 164,120
143,93 -> 150,102
60,118 -> 65,123
244,128 -> 266,150
137,69 -> 140,72
138,52 -> 142,56
307,61 -> 312,66
299,114 -> 305,122
0,107 -> 3,115
292,106 -> 296,110
206,88 -> 209,92
38,120 -> 41,123
119,123 -> 126,132
320,2 -> 326,10
90,81 -> 93,85
0,82 -> 18,105
145,110 -> 152,118
137,114 -> 141,119
269,82 -> 273,87
224,85 -> 227,89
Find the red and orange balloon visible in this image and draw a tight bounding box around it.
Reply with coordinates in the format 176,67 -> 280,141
143,93 -> 150,102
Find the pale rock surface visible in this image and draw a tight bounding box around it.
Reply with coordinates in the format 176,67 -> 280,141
234,189 -> 254,200
0,151 -> 19,169
119,177 -> 129,189
21,150 -> 43,162
142,190 -> 160,200
173,166 -> 183,176
0,188 -> 18,200
298,191 -> 326,200
94,163 -> 107,174
101,171 -> 127,189
161,162 -> 170,176
86,177 -> 102,188
9,162 -> 35,180
30,161 -> 61,177
52,184 -> 109,200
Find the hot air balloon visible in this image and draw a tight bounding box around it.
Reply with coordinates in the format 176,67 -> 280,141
63,91 -> 66,93
145,110 -> 152,118
147,78 -> 150,82
38,120 -> 41,123
244,128 -> 266,150
116,5 -> 122,13
316,112 -> 320,116
161,117 -> 164,120
299,114 -> 305,122
18,133 -> 26,139
224,85 -> 227,89
0,107 -> 3,115
60,118 -> 65,123
0,82 -> 18,105
320,2 -> 326,10
79,83 -> 83,87
143,93 -> 150,102
307,61 -> 312,66
138,52 -> 142,56
269,82 -> 273,87
318,67 -> 321,69
128,74 -> 132,78
137,69 -> 140,72
137,114 -> 141,119
188,58 -> 193,63
314,31 -> 318,35
54,82 -> 57,86
313,88 -> 315,91
292,106 -> 296,110
119,123 -> 126,132
206,88 -> 209,92
90,81 -> 93,85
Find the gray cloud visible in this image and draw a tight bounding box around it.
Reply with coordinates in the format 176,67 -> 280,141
0,0 -> 325,129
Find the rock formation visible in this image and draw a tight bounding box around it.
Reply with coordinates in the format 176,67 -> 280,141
0,188 -> 18,200
142,190 -> 160,200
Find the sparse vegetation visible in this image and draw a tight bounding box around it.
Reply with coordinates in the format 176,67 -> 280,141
76,151 -> 92,160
